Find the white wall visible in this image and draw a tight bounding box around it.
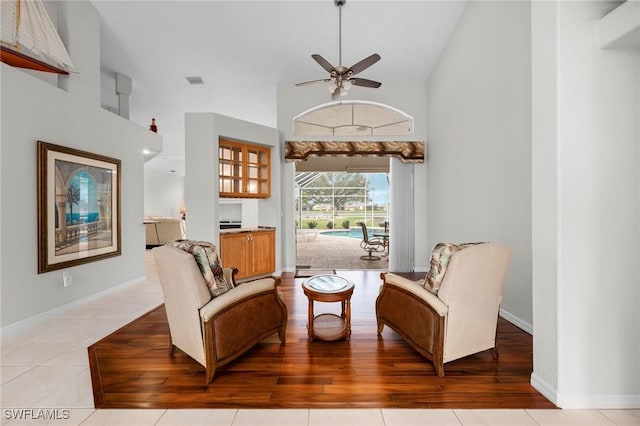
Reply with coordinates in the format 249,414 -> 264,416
184,113 -> 281,271
427,0 -> 639,408
425,1 -> 533,329
100,71 -> 119,113
531,0 -> 640,408
144,167 -> 185,218
277,83 -> 428,272
530,0 -> 560,400
0,0 -> 160,327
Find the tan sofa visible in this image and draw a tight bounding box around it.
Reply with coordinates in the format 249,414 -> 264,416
145,217 -> 183,247
376,242 -> 511,376
153,245 -> 287,383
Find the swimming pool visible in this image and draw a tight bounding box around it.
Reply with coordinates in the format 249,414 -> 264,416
320,228 -> 382,239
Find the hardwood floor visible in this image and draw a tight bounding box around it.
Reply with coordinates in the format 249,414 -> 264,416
88,270 -> 555,409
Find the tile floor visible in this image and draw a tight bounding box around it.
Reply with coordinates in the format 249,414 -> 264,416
296,231 -> 389,270
1,253 -> 639,425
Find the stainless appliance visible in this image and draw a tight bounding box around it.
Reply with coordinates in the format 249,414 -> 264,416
219,220 -> 242,230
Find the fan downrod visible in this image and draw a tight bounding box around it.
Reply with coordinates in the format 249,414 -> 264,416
296,0 -> 381,99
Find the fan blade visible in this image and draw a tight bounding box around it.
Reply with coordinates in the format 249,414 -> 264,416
351,78 -> 382,88
312,54 -> 336,73
348,53 -> 381,76
295,79 -> 331,87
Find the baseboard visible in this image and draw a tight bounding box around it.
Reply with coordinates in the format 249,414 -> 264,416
531,372 -> 558,406
0,274 -> 147,335
499,307 -> 533,335
531,372 -> 640,408
556,393 -> 640,409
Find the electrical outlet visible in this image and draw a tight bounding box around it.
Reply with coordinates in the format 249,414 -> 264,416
62,271 -> 73,287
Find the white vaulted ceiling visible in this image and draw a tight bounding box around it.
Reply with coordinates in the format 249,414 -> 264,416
91,0 -> 468,175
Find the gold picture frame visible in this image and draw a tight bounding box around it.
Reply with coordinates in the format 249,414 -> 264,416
37,141 -> 121,273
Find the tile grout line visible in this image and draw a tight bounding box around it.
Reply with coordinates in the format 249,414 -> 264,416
523,408 -> 543,425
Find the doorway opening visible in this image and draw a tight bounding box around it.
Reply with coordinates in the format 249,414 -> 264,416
295,164 -> 390,271
290,100 -> 418,273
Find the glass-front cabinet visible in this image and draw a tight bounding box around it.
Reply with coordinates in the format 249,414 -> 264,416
219,139 -> 270,198
219,142 -> 243,195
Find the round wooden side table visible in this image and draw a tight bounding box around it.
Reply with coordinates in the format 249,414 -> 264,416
302,274 -> 355,342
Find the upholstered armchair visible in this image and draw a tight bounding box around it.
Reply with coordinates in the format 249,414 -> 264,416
144,217 -> 183,247
376,242 -> 511,376
153,243 -> 287,384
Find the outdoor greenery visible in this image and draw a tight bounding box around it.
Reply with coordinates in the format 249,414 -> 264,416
297,216 -> 388,230
296,172 -> 389,230
302,173 -> 369,211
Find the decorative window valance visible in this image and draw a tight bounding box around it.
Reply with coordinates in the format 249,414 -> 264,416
284,141 -> 424,163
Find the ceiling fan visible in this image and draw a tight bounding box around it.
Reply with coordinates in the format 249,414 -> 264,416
296,0 -> 382,100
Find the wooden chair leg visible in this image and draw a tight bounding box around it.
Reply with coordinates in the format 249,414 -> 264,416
491,346 -> 499,361
205,366 -> 216,384
203,320 -> 216,385
278,323 -> 287,343
276,294 -> 287,343
169,343 -> 176,357
492,324 -> 500,360
434,359 -> 445,377
377,321 -> 384,335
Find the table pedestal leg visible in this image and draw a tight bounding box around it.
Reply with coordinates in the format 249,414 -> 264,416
345,299 -> 351,341
307,299 -> 314,341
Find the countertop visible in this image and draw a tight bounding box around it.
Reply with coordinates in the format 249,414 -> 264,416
220,226 -> 275,235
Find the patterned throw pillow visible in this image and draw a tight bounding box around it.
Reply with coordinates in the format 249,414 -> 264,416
424,242 -> 483,294
166,240 -> 234,297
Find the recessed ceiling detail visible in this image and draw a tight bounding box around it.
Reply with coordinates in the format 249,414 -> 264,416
284,141 -> 424,163
294,101 -> 413,136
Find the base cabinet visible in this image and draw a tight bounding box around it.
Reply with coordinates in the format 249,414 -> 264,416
219,233 -> 248,278
220,230 -> 275,280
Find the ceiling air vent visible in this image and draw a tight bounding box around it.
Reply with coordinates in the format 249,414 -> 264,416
185,76 -> 204,85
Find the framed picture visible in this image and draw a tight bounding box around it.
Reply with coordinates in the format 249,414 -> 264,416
37,141 -> 121,273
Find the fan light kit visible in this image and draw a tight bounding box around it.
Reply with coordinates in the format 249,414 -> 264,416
296,0 -> 382,100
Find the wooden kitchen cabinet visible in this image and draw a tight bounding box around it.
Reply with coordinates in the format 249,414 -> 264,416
249,231 -> 275,276
219,233 -> 248,278
220,230 -> 275,280
219,139 -> 271,198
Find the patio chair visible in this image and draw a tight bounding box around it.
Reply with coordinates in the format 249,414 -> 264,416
358,222 -> 386,260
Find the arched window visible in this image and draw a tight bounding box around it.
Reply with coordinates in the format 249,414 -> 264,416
293,100 -> 413,137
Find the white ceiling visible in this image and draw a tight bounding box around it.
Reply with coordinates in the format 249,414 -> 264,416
91,0 -> 468,175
